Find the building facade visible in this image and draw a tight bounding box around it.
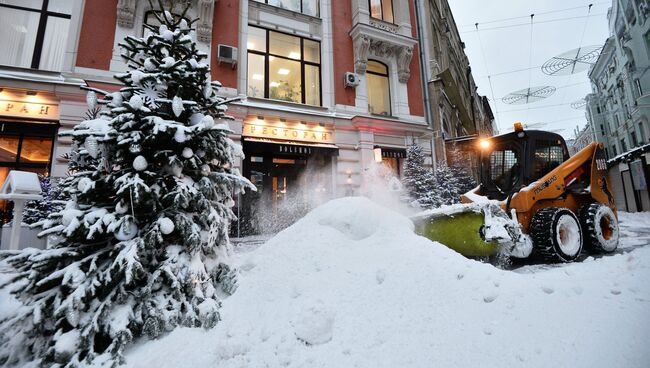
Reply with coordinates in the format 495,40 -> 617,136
0,0 -> 491,231
569,123 -> 594,155
418,0 -> 495,169
585,0 -> 650,212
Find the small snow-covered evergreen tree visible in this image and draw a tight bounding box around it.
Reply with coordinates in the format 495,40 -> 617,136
434,148 -> 476,205
22,175 -> 67,225
0,3 -> 252,366
402,144 -> 439,209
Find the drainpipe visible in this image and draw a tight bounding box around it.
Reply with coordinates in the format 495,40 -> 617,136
414,0 -> 437,169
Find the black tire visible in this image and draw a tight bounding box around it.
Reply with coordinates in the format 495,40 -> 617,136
579,203 -> 619,253
530,207 -> 583,262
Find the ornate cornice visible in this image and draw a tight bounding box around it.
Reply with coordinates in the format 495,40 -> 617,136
350,23 -> 417,83
197,0 -> 215,43
117,0 -> 136,28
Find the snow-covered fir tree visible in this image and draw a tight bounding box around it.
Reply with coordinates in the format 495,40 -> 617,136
402,144 -> 439,209
0,4 -> 252,367
22,175 -> 67,225
434,147 -> 477,205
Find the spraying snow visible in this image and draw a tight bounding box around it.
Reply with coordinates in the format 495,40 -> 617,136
124,198 -> 650,368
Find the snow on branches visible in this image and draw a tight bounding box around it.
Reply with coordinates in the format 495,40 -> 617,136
0,2 -> 253,367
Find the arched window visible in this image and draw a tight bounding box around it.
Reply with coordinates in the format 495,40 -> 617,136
367,61 -> 391,116
369,0 -> 394,23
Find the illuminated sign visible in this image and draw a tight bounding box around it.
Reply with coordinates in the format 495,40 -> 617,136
0,99 -> 59,120
243,121 -> 333,143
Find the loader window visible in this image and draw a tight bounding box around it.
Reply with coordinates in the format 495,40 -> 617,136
489,149 -> 520,192
532,140 -> 566,181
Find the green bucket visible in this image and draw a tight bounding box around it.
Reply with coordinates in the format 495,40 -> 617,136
413,209 -> 499,257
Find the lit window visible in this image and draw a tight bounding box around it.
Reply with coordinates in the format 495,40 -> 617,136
254,0 -> 319,17
0,120 -> 57,222
0,0 -> 72,71
247,27 -> 321,106
367,60 -> 391,116
369,0 -> 394,23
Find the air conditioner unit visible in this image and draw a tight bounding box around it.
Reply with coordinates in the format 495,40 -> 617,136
344,72 -> 360,88
217,44 -> 238,68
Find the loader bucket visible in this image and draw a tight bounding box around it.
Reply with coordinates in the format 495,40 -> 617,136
413,206 -> 500,257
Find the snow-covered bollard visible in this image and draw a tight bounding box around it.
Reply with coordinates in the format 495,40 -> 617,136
0,171 -> 43,250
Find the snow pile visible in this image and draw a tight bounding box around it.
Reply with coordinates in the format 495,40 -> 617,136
125,198 -> 650,367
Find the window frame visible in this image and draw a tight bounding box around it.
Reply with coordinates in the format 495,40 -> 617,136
366,60 -> 392,116
253,0 -> 320,17
0,0 -> 72,70
0,120 -> 58,172
247,26 -> 322,106
368,0 -> 395,24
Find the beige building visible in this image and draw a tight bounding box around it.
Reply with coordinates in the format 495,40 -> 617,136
417,0 -> 496,168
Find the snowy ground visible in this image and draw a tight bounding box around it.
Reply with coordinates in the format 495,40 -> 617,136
124,198 -> 650,368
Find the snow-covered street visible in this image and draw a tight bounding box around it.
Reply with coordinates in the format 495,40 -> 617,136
124,198 -> 650,368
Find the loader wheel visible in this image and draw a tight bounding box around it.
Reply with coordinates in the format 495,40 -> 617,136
530,207 -> 583,262
579,204 -> 619,253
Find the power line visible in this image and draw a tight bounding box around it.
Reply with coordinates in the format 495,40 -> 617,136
499,102 -> 574,113
460,13 -> 606,34
460,2 -> 609,28
474,23 -> 502,127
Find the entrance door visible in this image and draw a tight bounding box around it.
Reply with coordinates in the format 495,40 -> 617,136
269,156 -> 306,209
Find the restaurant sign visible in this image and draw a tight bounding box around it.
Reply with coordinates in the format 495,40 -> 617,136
0,99 -> 59,120
243,121 -> 333,144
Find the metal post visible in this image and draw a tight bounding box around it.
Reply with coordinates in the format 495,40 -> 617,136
9,199 -> 25,250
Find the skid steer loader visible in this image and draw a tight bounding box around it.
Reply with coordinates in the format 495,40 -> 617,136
414,123 -> 619,262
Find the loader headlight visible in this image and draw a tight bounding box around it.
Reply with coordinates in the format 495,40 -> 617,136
478,139 -> 491,150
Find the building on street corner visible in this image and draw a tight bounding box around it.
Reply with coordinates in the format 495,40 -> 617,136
0,0 -> 493,233
585,0 -> 650,212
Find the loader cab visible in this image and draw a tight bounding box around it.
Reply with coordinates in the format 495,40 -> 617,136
479,128 -> 570,200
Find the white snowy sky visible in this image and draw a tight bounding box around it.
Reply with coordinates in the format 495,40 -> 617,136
447,0 -> 612,138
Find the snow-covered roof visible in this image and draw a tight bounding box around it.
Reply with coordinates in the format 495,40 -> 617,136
607,142 -> 650,166
0,171 -> 43,200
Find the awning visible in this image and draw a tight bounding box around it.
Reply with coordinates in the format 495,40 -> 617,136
243,137 -> 339,156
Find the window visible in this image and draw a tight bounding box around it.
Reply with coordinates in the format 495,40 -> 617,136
0,0 -> 72,71
369,0 -> 394,23
631,131 -> 638,147
253,0 -> 319,17
247,26 -> 321,106
489,149 -> 520,192
0,120 -> 57,221
621,138 -> 627,152
635,79 -> 643,97
611,145 -> 617,157
639,122 -> 646,143
367,60 -> 391,116
532,140 -> 566,181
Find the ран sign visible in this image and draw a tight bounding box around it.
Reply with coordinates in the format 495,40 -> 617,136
0,100 -> 59,120
243,122 -> 333,144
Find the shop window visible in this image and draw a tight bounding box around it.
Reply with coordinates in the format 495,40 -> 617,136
246,26 -> 321,106
0,121 -> 57,222
0,0 -> 72,71
367,60 -> 391,116
369,0 -> 394,23
253,0 -> 320,17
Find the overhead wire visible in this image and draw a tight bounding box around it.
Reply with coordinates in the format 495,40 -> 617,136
459,13 -> 605,34
558,4 -> 593,112
526,13 -> 535,120
459,2 -> 609,28
474,22 -> 501,130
